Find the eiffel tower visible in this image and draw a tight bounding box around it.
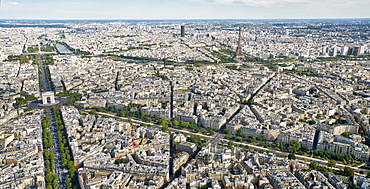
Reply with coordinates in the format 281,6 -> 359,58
233,27 -> 246,61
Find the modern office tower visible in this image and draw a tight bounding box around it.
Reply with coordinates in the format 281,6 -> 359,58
348,47 -> 354,56
360,46 -> 366,54
180,25 -> 185,37
329,47 -> 337,57
341,46 -> 349,56
354,47 -> 361,56
233,27 -> 246,60
321,46 -> 328,56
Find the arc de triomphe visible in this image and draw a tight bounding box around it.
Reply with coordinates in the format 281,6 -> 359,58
41,91 -> 55,104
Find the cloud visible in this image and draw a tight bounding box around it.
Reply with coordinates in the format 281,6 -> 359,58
214,0 -> 309,6
9,2 -> 20,5
212,0 -> 369,7
72,2 -> 80,5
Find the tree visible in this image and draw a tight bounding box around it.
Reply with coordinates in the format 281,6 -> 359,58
249,136 -> 256,143
288,141 -> 301,153
68,168 -> 76,178
277,142 -> 286,151
307,120 -> 316,125
89,110 -> 98,117
317,166 -> 328,173
173,120 -> 180,127
366,171 -> 370,178
188,135 -> 205,148
51,160 -> 55,170
161,124 -> 168,132
288,153 -> 296,160
119,111 -> 126,117
159,118 -> 170,127
180,121 -> 190,128
67,161 -> 74,169
227,141 -> 234,148
52,181 -> 58,189
309,162 -> 318,170
13,97 -> 28,108
327,160 -> 336,169
224,129 -> 230,135
344,166 -> 354,177
115,158 -> 127,164
45,173 -> 53,184
256,136 -> 265,141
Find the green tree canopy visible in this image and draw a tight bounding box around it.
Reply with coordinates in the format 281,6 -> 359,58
288,153 -> 296,160
344,166 -> 354,177
309,162 -> 318,170
328,160 -> 336,168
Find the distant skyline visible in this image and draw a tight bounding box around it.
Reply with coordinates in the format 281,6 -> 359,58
0,0 -> 369,20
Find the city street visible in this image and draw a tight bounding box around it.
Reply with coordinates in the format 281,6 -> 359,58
39,54 -> 68,188
46,107 -> 68,186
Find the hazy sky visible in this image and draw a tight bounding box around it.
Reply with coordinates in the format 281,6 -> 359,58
1,0 -> 369,20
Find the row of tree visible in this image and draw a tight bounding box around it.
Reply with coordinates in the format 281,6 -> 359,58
41,113 -> 59,189
91,104 -> 214,135
90,105 -> 212,148
42,122 -> 53,149
13,94 -> 37,109
276,141 -> 310,154
313,150 -> 355,164
224,129 -> 269,146
44,150 -> 59,189
5,54 -> 39,64
52,106 -> 79,189
56,92 -> 82,106
187,134 -> 208,148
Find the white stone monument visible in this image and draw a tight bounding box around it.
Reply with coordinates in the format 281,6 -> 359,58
41,91 -> 55,104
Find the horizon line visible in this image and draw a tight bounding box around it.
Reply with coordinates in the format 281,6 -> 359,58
1,18 -> 370,21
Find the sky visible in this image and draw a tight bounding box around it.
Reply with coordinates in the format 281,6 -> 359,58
0,0 -> 369,20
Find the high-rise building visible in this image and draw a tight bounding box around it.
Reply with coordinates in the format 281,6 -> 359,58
346,46 -> 365,56
360,46 -> 366,54
233,27 -> 246,60
348,47 -> 354,56
321,46 -> 328,56
354,47 -> 361,56
329,47 -> 337,57
180,25 -> 185,37
341,46 -> 349,56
